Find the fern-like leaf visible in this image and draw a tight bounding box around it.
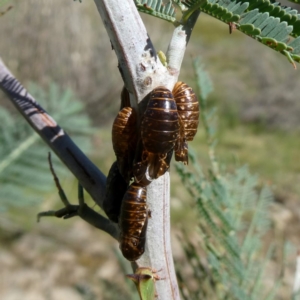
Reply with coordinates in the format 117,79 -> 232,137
175,57 -> 285,299
134,0 -> 177,23
132,0 -> 300,66
176,0 -> 300,67
181,0 -> 249,23
237,0 -> 300,37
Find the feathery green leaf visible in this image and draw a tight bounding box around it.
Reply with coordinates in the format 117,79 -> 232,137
134,0 -> 177,23
175,57 -> 285,299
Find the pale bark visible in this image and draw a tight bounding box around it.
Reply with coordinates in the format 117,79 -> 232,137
0,1 -> 201,299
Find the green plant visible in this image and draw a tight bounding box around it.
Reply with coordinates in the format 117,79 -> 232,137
135,0 -> 300,68
175,57 -> 288,299
0,1 -> 299,299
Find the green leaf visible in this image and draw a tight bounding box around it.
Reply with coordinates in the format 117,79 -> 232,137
134,0 -> 177,23
175,57 -> 285,299
126,267 -> 161,300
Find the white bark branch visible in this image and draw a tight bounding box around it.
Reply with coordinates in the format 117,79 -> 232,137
139,172 -> 180,299
93,1 -> 201,299
0,0 -> 201,298
93,0 -> 176,101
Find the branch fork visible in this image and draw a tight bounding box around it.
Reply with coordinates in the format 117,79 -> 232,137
0,2 -> 201,299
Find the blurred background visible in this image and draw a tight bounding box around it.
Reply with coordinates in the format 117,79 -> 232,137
0,0 -> 300,299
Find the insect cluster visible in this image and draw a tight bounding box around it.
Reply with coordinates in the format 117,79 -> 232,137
103,82 -> 199,262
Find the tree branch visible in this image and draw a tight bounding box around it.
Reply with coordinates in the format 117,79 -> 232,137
0,58 -> 118,239
93,1 -> 201,299
93,0 -> 176,101
0,1 -> 201,298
